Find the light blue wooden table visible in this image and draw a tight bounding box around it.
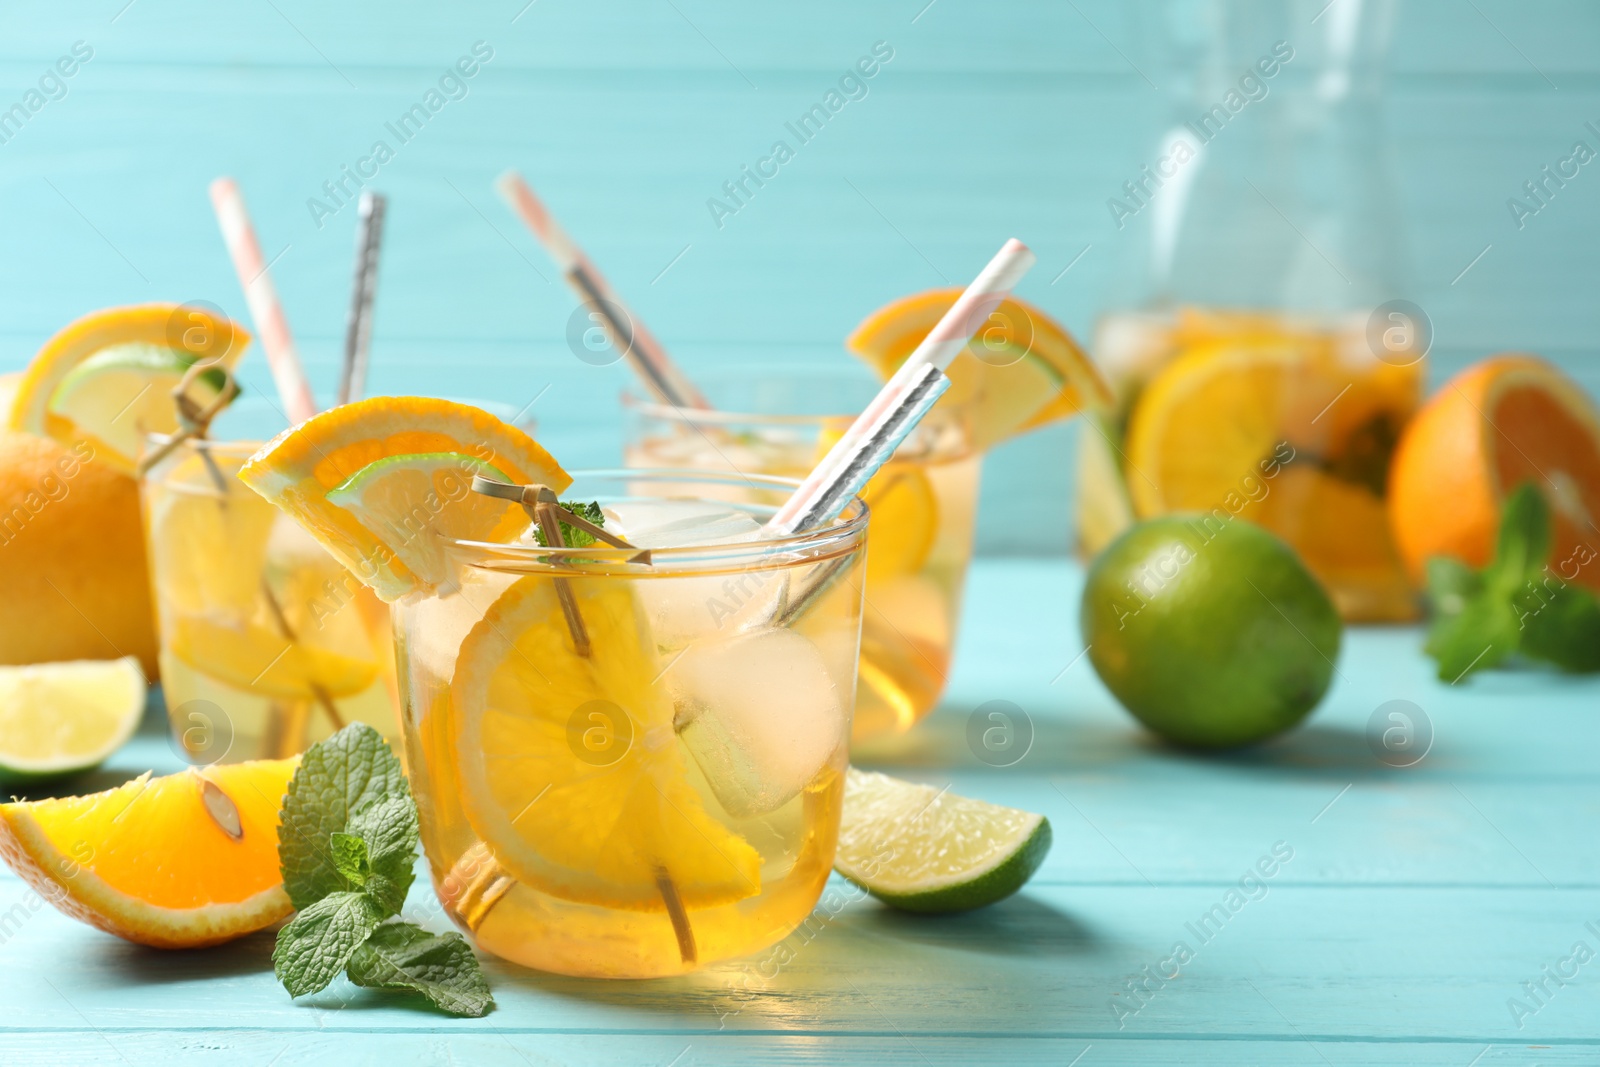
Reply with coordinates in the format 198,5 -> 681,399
3,558 -> 1598,1065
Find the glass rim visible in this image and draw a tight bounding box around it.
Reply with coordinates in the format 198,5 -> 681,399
443,467 -> 868,575
620,367 -> 907,429
142,433 -> 269,458
621,389 -> 852,429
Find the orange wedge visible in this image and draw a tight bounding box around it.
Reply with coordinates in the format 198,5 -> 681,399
847,288 -> 1110,450
239,397 -> 570,601
7,304 -> 249,472
0,759 -> 298,948
451,575 -> 761,911
1390,355 -> 1600,591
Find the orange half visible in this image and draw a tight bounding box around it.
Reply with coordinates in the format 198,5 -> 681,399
1390,355 -> 1600,591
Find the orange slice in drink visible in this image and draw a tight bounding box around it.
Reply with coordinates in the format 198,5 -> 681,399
450,575 -> 761,911
847,288 -> 1111,450
0,758 -> 298,947
7,304 -> 249,472
1390,355 -> 1600,592
1124,338 -> 1421,620
860,464 -> 939,582
145,453 -> 279,617
239,397 -> 569,600
813,422 -> 939,583
168,616 -> 378,701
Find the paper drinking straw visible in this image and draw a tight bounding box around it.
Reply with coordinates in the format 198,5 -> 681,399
337,191 -> 387,406
766,238 -> 1037,535
494,170 -> 709,409
776,361 -> 951,536
209,178 -> 317,424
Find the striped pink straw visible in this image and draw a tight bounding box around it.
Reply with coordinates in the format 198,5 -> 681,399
766,238 -> 1037,535
494,170 -> 709,410
209,177 -> 317,425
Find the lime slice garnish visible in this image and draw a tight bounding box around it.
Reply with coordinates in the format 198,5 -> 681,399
325,452 -> 520,591
0,657 -> 146,783
52,344 -> 231,466
834,767 -> 1051,913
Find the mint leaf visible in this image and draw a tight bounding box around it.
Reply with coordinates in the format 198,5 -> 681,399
1424,593 -> 1518,682
346,795 -> 418,918
1491,482 -> 1551,582
272,891 -> 386,997
348,921 -> 496,1017
1424,556 -> 1482,623
330,833 -> 369,887
279,723 -> 408,910
533,499 -> 604,549
1418,483 -> 1600,682
1521,584 -> 1600,672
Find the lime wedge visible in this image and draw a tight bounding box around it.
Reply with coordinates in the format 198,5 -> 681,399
52,344 -> 231,466
0,657 -> 146,783
834,767 -> 1051,913
326,452 -> 521,589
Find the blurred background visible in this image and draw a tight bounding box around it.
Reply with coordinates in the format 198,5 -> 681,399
0,0 -> 1593,553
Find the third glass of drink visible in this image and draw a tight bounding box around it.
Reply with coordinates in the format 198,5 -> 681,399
624,374 -> 977,741
141,419 -> 398,764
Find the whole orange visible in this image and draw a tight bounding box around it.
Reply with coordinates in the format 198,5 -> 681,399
1388,355 -> 1600,592
0,430 -> 158,673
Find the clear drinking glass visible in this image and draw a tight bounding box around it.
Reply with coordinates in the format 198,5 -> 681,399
622,374 -> 979,741
140,436 -> 400,763
396,470 -> 867,978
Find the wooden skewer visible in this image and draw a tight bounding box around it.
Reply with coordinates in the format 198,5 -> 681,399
655,864 -> 697,965
530,496 -> 592,659
260,577 -> 346,733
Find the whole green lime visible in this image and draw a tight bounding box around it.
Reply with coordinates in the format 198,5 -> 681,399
1080,516 -> 1342,748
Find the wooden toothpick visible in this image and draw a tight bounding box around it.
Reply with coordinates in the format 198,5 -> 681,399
470,478 -> 654,657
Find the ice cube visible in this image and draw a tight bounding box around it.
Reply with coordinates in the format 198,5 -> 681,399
602,499 -> 762,548
604,500 -> 787,649
667,627 -> 845,818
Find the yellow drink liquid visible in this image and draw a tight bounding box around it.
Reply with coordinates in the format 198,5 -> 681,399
141,440 -> 399,762
395,477 -> 866,978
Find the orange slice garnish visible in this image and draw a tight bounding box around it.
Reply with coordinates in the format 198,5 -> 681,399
847,288 -> 1110,450
239,397 -> 569,600
8,304 -> 249,472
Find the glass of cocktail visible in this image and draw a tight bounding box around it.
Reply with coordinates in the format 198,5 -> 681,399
623,374 -> 977,741
140,433 -> 399,762
395,469 -> 866,978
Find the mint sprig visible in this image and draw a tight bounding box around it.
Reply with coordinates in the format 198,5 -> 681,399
1424,482 -> 1600,681
532,499 -> 604,549
273,723 -> 494,1017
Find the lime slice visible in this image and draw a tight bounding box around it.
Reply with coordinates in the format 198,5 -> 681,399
834,767 -> 1051,913
325,452 -> 522,591
52,344 -> 231,467
0,657 -> 146,783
